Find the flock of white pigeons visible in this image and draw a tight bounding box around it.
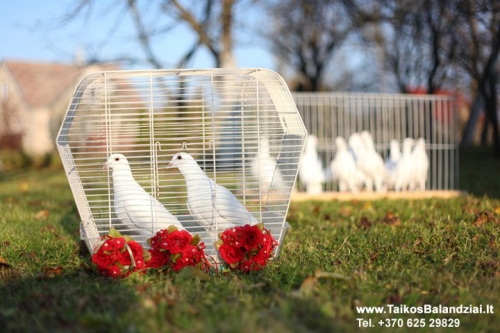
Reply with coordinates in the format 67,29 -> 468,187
299,132 -> 430,194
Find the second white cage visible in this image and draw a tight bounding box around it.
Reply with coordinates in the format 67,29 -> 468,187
293,92 -> 458,192
56,68 -> 307,258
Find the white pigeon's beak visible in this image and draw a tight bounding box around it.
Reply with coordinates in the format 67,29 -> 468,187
167,161 -> 175,169
103,161 -> 109,170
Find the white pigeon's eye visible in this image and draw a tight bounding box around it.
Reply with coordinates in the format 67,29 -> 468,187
177,155 -> 182,160
115,157 -> 120,162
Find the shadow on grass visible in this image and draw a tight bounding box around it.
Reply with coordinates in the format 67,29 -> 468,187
0,273 -> 139,333
459,147 -> 500,199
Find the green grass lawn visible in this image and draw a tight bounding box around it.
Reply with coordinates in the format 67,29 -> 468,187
1,148 -> 500,332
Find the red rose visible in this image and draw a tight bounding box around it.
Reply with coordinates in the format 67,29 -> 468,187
106,265 -> 121,278
251,249 -> 269,268
110,237 -> 126,250
221,227 -> 243,247
92,251 -> 113,267
219,244 -> 245,265
147,249 -> 169,269
260,231 -> 277,256
240,259 -> 256,272
241,225 -> 262,251
167,229 -> 193,253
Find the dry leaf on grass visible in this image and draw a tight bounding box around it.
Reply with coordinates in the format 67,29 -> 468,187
473,211 -> 498,227
295,270 -> 350,297
0,256 -> 16,280
41,265 -> 64,278
382,212 -> 401,225
359,216 -> 372,229
34,209 -> 50,221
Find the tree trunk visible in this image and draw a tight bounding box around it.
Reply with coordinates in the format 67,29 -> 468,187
484,73 -> 500,156
459,93 -> 484,147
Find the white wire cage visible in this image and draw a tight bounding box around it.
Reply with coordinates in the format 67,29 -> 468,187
56,68 -> 307,258
293,92 -> 458,192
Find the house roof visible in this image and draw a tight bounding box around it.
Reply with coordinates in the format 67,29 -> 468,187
2,60 -> 118,108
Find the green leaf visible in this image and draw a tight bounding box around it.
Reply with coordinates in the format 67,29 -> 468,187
171,253 -> 181,263
214,240 -> 223,251
167,225 -> 178,233
191,234 -> 200,246
108,228 -> 122,238
143,249 -> 151,262
122,235 -> 134,243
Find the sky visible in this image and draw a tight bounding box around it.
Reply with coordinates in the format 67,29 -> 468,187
0,1 -> 277,70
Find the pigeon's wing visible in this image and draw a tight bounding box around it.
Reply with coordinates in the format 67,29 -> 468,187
119,190 -> 182,232
210,180 -> 258,226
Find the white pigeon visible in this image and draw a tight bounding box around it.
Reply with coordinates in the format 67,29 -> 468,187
104,153 -> 184,235
394,138 -> 415,191
385,139 -> 401,190
411,138 -> 429,191
250,136 -> 283,198
330,136 -> 361,192
168,152 -> 258,235
347,132 -> 367,188
299,135 -> 325,194
357,131 -> 386,192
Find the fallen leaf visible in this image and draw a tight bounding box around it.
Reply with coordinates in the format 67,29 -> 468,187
20,181 -> 29,192
42,265 -> 64,278
489,235 -> 496,249
297,276 -> 317,297
339,206 -> 352,217
472,211 -> 498,226
359,216 -> 372,229
34,209 -> 50,221
362,202 -> 372,211
294,271 -> 350,297
0,257 -> 16,280
495,207 -> 500,215
41,225 -> 56,233
383,212 -> 401,225
370,252 -> 378,261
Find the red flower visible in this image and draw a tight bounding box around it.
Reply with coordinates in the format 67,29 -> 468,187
147,248 -> 170,269
241,224 -> 262,251
167,229 -> 193,253
146,227 -> 209,272
91,229 -> 150,278
215,224 -> 278,272
219,243 -> 245,264
220,227 -> 243,247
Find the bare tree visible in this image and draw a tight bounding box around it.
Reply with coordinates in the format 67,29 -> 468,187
347,0 -> 458,94
454,0 -> 500,156
261,0 -> 352,91
53,0 -> 244,68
